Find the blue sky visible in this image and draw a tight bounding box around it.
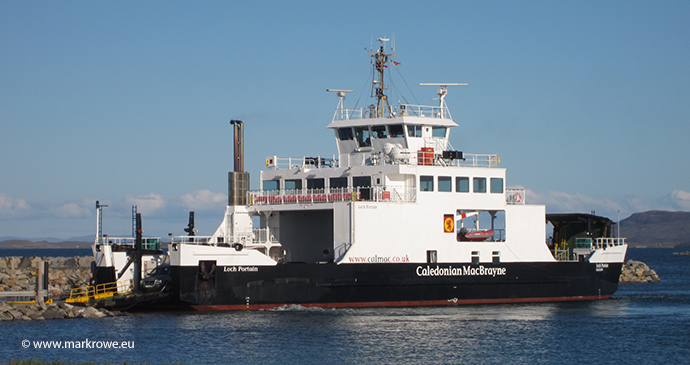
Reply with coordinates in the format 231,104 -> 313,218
1,1 -> 689,240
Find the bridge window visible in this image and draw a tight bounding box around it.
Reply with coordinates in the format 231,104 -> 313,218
490,178 -> 504,193
473,178 -> 486,193
263,180 -> 279,191
389,124 -> 404,138
420,176 -> 434,191
432,127 -> 447,137
354,127 -> 371,148
407,125 -> 422,138
438,176 -> 452,192
372,125 -> 387,138
337,128 -> 353,140
456,177 -> 469,192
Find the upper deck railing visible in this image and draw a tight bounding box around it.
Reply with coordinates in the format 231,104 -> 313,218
95,236 -> 161,250
266,153 -> 500,170
332,103 -> 451,122
249,186 -> 417,206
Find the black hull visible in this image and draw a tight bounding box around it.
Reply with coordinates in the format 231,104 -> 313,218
170,261 -> 623,310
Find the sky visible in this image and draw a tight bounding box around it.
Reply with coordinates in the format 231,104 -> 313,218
1,1 -> 689,240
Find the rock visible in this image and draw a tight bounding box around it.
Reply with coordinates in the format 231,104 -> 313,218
7,309 -> 23,320
81,306 -> 106,318
41,308 -> 64,319
620,260 -> 661,283
79,256 -> 94,268
0,302 -> 13,312
18,256 -> 32,270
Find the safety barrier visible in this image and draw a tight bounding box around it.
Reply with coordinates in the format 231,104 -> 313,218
66,279 -> 133,304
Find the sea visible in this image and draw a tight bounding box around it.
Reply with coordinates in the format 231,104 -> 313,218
1,247 -> 688,364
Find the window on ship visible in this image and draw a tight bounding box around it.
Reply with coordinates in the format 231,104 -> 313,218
372,125 -> 387,138
456,177 -> 469,193
420,176 -> 434,191
329,177 -> 348,193
338,128 -> 353,140
473,178 -> 486,193
432,126 -> 447,138
306,178 -> 325,193
389,124 -> 405,138
263,180 -> 279,192
438,176 -> 452,192
490,178 -> 504,194
285,179 -> 302,194
354,127 -> 371,148
407,125 -> 422,138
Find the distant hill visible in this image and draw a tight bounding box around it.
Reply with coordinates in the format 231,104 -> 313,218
620,210 -> 690,248
0,240 -> 92,249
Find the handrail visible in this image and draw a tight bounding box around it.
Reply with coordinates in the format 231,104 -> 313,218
66,279 -> 134,304
332,103 -> 451,121
595,237 -> 626,249
265,152 -> 500,170
249,186 -> 416,206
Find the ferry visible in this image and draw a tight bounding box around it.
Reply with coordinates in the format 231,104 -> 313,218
113,38 -> 630,310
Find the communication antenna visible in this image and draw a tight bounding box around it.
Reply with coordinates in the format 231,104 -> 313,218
369,37 -> 395,117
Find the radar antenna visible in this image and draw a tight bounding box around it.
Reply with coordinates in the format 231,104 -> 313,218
327,89 -> 354,120
419,83 -> 468,116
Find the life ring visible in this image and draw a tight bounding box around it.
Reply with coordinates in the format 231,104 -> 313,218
514,192 -> 522,203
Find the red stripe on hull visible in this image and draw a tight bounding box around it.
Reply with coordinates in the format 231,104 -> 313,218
191,295 -> 612,311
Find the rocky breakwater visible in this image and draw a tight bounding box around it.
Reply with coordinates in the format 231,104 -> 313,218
619,260 -> 661,283
0,301 -> 127,320
0,256 -> 92,297
0,255 -> 128,320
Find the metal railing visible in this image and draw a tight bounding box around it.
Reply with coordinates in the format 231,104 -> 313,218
595,237 -> 626,249
253,228 -> 280,244
66,279 -> 133,304
96,237 -> 162,250
265,152 -> 500,171
169,228 -> 281,247
332,103 -> 451,121
266,155 -> 338,170
249,186 -> 416,206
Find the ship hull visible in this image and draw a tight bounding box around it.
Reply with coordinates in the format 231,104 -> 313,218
170,261 -> 622,310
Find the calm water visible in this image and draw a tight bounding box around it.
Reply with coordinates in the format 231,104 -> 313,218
1,248 -> 689,364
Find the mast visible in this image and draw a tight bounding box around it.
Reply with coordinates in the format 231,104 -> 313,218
369,37 -> 394,118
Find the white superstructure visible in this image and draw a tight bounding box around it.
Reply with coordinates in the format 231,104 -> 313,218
168,38 -> 626,270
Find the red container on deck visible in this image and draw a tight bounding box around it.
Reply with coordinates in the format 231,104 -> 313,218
418,148 -> 434,166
